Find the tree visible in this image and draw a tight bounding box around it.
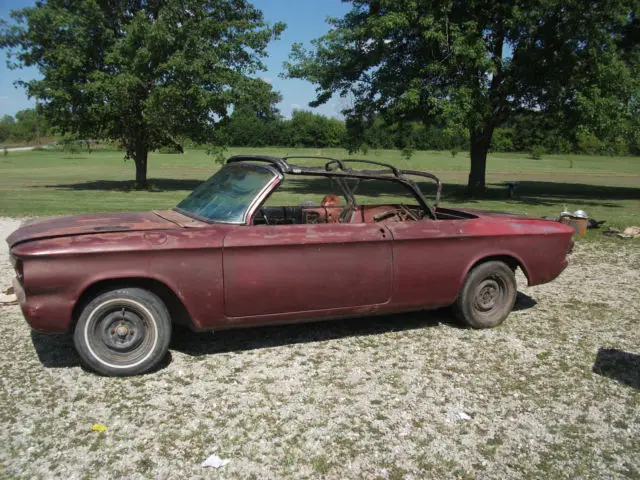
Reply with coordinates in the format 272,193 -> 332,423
286,0 -> 639,195
1,0 -> 285,187
215,79 -> 283,147
14,108 -> 50,143
288,110 -> 342,147
0,108 -> 51,143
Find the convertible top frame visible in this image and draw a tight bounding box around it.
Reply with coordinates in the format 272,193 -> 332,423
226,155 -> 442,220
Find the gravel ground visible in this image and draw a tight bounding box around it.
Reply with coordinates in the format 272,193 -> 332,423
0,217 -> 639,479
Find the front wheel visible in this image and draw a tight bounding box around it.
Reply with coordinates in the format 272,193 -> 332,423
73,288 -> 172,376
453,261 -> 517,329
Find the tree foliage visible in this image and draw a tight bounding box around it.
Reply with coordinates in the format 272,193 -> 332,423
1,0 -> 285,186
0,108 -> 52,144
286,0 -> 639,194
216,109 -> 346,148
3,105 -> 637,156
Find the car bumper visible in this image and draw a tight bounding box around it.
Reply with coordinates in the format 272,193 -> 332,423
12,277 -> 73,333
528,256 -> 570,286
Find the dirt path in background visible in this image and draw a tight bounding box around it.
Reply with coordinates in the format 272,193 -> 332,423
3,146 -> 37,152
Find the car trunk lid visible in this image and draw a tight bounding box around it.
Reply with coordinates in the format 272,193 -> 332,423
452,207 -> 532,219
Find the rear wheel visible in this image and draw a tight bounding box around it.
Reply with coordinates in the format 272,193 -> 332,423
453,261 -> 517,329
73,288 -> 172,376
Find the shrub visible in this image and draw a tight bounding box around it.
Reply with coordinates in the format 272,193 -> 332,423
157,144 -> 183,154
576,127 -> 602,155
57,136 -> 86,155
401,147 -> 414,159
206,145 -> 227,165
490,128 -> 514,152
530,145 -> 545,160
63,142 -> 81,155
612,136 -> 628,156
554,137 -> 573,155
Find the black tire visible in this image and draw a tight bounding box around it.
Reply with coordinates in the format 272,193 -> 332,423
453,261 -> 517,329
73,288 -> 172,376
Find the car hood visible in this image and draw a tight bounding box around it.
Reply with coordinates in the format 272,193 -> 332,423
7,211 -> 179,247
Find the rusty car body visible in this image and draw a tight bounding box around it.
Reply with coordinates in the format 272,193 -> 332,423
8,155 -> 575,376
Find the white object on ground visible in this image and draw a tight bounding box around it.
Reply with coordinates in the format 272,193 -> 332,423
0,293 -> 17,305
455,411 -> 472,421
618,226 -> 640,239
201,455 -> 230,469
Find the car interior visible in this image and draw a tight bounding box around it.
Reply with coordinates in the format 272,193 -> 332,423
254,194 -> 477,226
254,203 -> 423,225
251,166 -> 477,226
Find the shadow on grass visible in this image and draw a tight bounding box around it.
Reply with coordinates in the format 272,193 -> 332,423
30,330 -> 172,374
30,331 -> 79,368
278,177 -> 640,202
173,292 -> 537,357
592,348 -> 640,390
29,291 -> 537,370
43,175 -> 640,209
43,178 -> 204,192
171,309 -> 448,357
28,311 -> 449,369
514,291 -> 537,311
441,181 -> 640,208
266,177 -> 640,209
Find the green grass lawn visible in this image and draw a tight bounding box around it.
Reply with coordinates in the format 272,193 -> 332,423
1,147 -> 638,232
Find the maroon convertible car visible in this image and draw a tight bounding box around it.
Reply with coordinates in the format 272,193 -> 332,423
8,155 -> 574,376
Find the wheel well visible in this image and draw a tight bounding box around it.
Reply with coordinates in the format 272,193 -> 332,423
469,255 -> 530,284
72,278 -> 193,331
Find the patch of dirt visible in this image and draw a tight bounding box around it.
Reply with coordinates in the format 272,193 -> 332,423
0,217 -> 638,479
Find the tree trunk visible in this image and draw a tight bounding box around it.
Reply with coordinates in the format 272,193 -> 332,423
134,146 -> 148,189
467,128 -> 493,196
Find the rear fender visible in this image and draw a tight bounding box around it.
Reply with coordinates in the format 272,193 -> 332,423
460,252 -> 531,290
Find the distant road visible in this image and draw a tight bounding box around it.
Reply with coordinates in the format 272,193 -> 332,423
3,146 -> 36,152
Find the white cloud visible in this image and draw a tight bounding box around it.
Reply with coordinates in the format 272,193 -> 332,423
0,96 -> 9,101
261,77 -> 273,84
291,103 -> 301,110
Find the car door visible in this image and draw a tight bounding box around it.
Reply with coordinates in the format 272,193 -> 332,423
222,222 -> 392,318
385,219 -> 476,308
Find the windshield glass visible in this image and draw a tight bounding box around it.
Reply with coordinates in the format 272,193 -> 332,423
176,163 -> 277,223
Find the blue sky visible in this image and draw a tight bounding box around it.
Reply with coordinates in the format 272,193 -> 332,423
0,0 -> 351,118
